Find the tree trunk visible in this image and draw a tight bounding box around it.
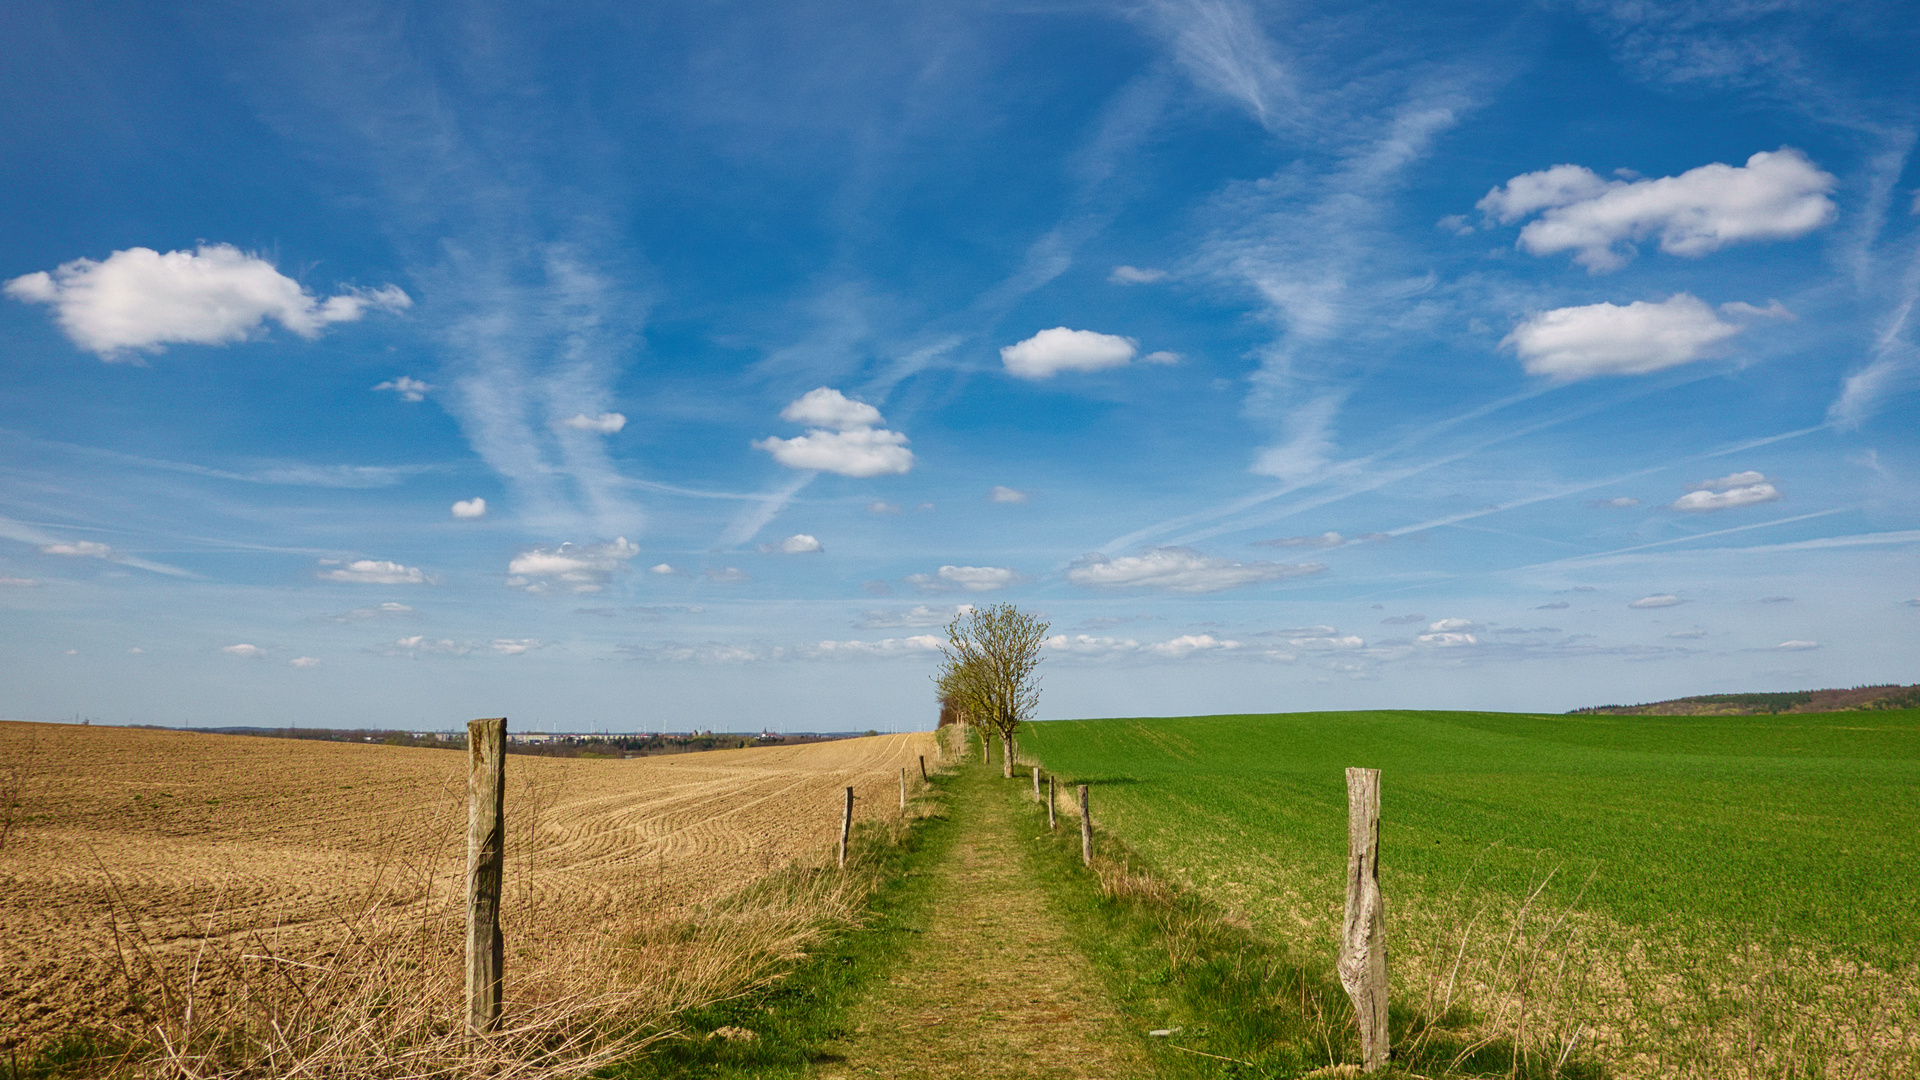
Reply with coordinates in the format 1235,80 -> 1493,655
1000,730 -> 1013,778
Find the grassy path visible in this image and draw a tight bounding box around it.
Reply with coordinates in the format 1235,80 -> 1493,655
811,766 -> 1147,1080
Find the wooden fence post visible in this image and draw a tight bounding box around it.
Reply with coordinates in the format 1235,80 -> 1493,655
1339,767 -> 1389,1072
900,767 -> 907,812
1078,784 -> 1092,866
919,754 -> 928,781
838,786 -> 854,868
1047,776 -> 1056,830
465,717 -> 507,1034
1031,765 -> 1040,799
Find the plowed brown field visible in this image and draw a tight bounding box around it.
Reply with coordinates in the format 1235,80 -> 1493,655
0,721 -> 936,1054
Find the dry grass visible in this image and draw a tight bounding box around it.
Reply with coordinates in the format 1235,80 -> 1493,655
1,721 -> 938,1078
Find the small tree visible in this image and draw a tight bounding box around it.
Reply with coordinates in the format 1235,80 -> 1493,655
936,603 -> 1049,778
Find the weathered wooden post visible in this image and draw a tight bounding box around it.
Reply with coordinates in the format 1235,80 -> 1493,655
1031,765 -> 1040,799
1047,776 -> 1056,830
900,766 -> 907,812
838,786 -> 854,868
919,754 -> 928,781
1339,767 -> 1388,1072
465,717 -> 507,1034
1078,784 -> 1092,866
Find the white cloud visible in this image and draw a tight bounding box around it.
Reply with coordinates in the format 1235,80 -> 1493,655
373,376 -> 432,402
127,647 -> 143,654
906,565 -> 1026,594
0,576 -> 39,586
1503,294 -> 1742,380
867,501 -> 902,515
1000,327 -> 1138,379
382,635 -> 538,658
989,486 -> 1029,504
1143,351 -> 1182,365
859,604 -> 973,629
1588,497 -> 1642,508
755,389 -> 914,478
1416,632 -> 1477,647
1067,547 -> 1326,594
1427,618 -> 1481,632
649,563 -> 676,575
807,635 -> 944,658
1147,634 -> 1242,657
289,656 -> 320,668
221,643 -> 265,659
560,412 -> 627,434
1774,640 -> 1819,651
620,641 -> 767,663
1109,266 -> 1168,284
1252,532 -> 1344,549
319,601 -> 415,623
451,497 -> 487,519
762,533 -> 823,554
1629,594 -> 1683,608
5,244 -> 410,358
320,559 -> 432,585
1482,149 -> 1837,271
490,639 -> 542,655
755,427 -> 914,477
1041,633 -> 1251,660
704,567 -> 750,584
779,387 -> 884,431
1282,634 -> 1366,650
505,538 -> 638,592
38,540 -> 114,559
1671,471 -> 1781,512
1668,628 -> 1707,639
1045,634 -> 1143,657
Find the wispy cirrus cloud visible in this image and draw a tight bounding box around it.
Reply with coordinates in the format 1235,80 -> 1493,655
1067,547 -> 1324,593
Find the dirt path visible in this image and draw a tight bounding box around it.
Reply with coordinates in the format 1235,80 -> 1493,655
814,769 -> 1146,1080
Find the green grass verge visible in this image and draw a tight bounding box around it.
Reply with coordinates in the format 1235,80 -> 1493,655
1,1032 -> 133,1080
597,770 -> 960,1079
1003,769 -> 1602,1079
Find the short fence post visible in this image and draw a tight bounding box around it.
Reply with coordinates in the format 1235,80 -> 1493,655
919,754 -> 927,781
465,717 -> 507,1034
1338,767 -> 1389,1072
1078,784 -> 1092,866
1031,765 -> 1040,799
838,786 -> 854,868
899,767 -> 907,812
1047,776 -> 1056,830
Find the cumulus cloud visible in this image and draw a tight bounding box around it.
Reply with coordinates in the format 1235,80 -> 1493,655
5,244 -> 410,358
867,501 -> 902,515
1428,618 -> 1481,632
649,563 -> 676,575
451,497 -> 487,519
319,559 -> 431,585
1280,634 -> 1365,650
1629,594 -> 1683,608
1416,631 -> 1477,647
779,387 -> 884,431
704,567 -> 750,584
860,604 -> 973,629
1000,327 -> 1138,378
289,656 -> 320,668
1252,532 -> 1344,549
1109,266 -> 1168,284
989,486 -> 1029,504
807,635 -> 944,658
1774,640 -> 1819,651
761,533 -> 824,554
906,565 -> 1026,594
1042,633 -> 1248,660
1066,547 -> 1326,594
1671,470 -> 1780,512
39,540 -> 114,558
754,389 -> 914,477
221,643 -> 265,658
1142,350 -> 1182,365
383,635 -> 543,658
373,376 -> 432,402
1503,294 -> 1743,380
1480,149 -> 1837,271
505,538 -> 638,593
560,412 -> 627,434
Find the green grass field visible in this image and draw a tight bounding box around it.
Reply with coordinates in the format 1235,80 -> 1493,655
1022,709 -> 1920,1076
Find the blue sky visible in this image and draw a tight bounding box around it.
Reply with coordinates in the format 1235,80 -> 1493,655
3,0 -> 1917,731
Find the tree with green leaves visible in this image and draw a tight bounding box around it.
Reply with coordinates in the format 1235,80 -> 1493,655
935,602 -> 1049,778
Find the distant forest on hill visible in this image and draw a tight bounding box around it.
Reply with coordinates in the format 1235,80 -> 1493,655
1573,684 -> 1920,716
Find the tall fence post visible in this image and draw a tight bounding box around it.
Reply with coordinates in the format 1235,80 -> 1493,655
919,754 -> 928,781
1078,784 -> 1092,866
1031,765 -> 1040,799
465,717 -> 507,1034
1047,776 -> 1056,830
1339,767 -> 1389,1072
838,786 -> 854,868
900,766 -> 907,812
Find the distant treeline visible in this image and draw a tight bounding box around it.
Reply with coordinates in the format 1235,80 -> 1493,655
162,726 -> 869,758
1572,683 -> 1920,716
